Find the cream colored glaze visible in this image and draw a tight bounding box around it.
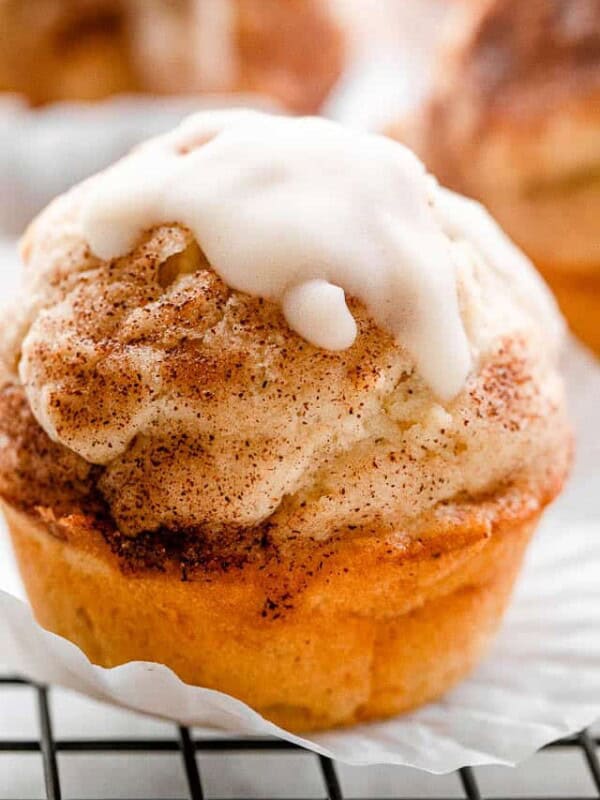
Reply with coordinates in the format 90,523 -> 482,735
81,110 -> 474,399
80,111 -> 559,401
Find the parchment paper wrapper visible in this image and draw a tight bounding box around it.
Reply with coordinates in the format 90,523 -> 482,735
0,0 -> 599,772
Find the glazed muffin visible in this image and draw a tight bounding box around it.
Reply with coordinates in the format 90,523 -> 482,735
403,0 -> 600,352
0,0 -> 344,112
0,111 -> 571,731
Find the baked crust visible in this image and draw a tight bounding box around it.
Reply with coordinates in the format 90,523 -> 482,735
2,490 -> 547,731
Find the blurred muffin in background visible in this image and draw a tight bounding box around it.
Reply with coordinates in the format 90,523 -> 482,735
401,0 -> 600,352
133,0 -> 345,113
0,0 -> 345,112
0,0 -> 139,104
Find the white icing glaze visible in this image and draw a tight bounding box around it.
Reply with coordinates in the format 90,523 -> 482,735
81,110 -> 476,399
282,279 -> 358,351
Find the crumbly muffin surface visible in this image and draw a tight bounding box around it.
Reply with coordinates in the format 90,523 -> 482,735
0,172 -> 569,542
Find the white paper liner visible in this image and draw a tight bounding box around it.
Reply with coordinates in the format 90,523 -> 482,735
0,0 -> 599,771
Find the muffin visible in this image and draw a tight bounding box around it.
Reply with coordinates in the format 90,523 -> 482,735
0,111 -> 571,732
131,0 -> 345,113
0,0 -> 140,105
0,0 -> 344,112
402,0 -> 600,352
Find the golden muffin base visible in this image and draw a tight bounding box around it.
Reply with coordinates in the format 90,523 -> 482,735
537,266 -> 600,355
3,495 -> 542,732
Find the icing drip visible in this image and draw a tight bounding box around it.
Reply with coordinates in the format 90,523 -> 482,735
81,110 -> 474,398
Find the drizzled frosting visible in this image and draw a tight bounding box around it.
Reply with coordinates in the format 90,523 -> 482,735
79,110 -> 558,400
81,110 -> 474,399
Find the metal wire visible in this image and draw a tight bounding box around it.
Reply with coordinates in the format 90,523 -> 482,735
578,730 -> 600,794
0,676 -> 598,800
319,754 -> 344,800
178,726 -> 204,800
459,767 -> 481,800
35,685 -> 61,800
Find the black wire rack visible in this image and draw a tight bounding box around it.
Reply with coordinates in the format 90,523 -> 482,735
1,675 -> 599,800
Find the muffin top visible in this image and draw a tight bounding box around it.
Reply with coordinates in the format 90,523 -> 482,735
0,111 -> 569,543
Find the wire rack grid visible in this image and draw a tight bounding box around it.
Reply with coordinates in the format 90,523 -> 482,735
1,675 -> 599,800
